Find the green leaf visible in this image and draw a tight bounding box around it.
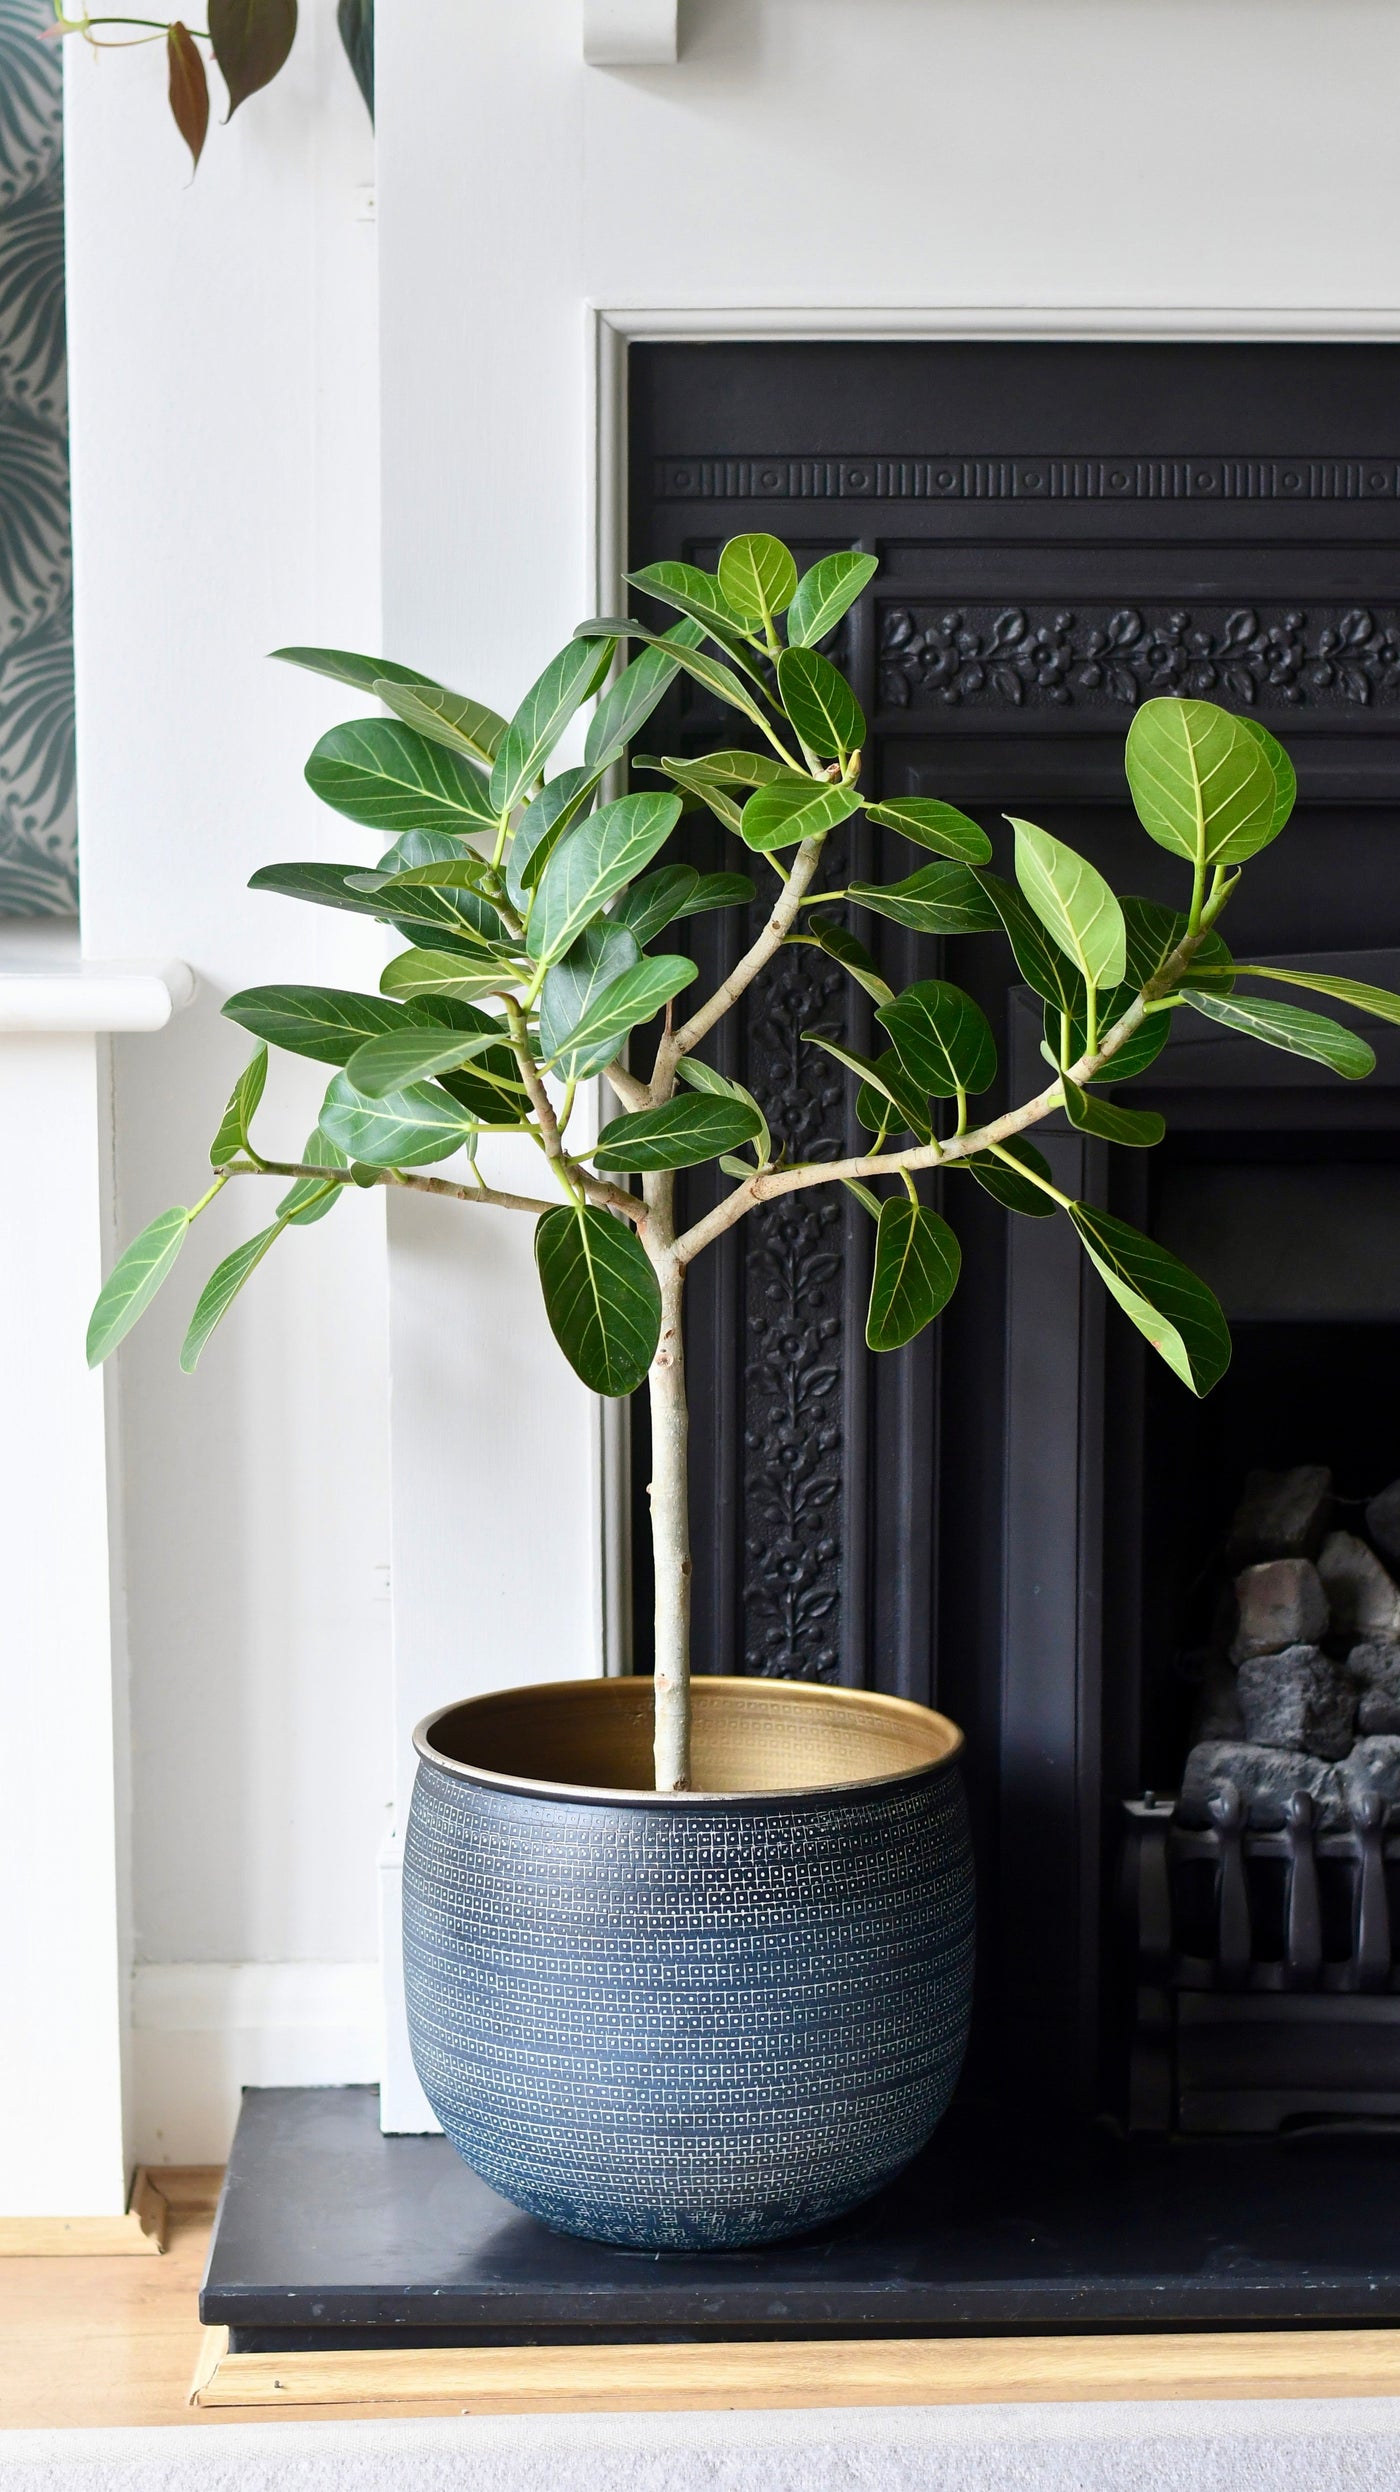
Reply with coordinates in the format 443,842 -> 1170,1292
964,1138 -> 1057,1218
272,645 -> 439,695
180,1223 -> 287,1374
277,1128 -> 349,1225
345,1024 -> 512,1100
209,1043 -> 267,1166
1120,894 -> 1236,998
1060,1077 -> 1166,1146
543,955 -> 697,1075
976,870 -> 1083,1015
1236,714 -> 1297,840
539,922 -> 641,1079
1233,964 -> 1400,1029
350,857 -> 501,898
224,984 -> 419,1066
675,872 -> 755,918
638,749 -> 786,789
535,1205 -> 661,1397
866,1200 -> 961,1351
507,765 -> 610,908
1069,1202 -> 1231,1396
804,1033 -> 931,1142
1045,989 -> 1171,1084
1011,817 -> 1126,992
371,678 -> 505,768
786,551 -> 879,649
592,1094 -> 762,1172
575,620 -> 771,733
528,791 -> 682,962
584,619 -> 706,767
645,757 -> 745,835
318,1070 -> 482,1167
625,564 -> 746,641
1124,696 -> 1280,868
851,862 -> 1002,936
610,865 -> 700,948
674,1054 -> 771,1168
877,979 -> 997,1098
787,914 -> 894,1006
716,533 -> 798,624
208,0 -> 296,116
862,796 -> 992,864
1178,988 -> 1377,1078
489,637 -> 616,816
305,718 -> 495,832
380,948 -> 513,1006
87,1207 -> 190,1366
842,1176 -> 883,1221
741,776 -> 862,853
776,646 -> 865,759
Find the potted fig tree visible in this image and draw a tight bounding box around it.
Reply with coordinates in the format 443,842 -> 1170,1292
88,537 -> 1400,2248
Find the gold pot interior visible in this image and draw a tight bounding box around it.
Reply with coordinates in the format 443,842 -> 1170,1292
421,1675 -> 961,1799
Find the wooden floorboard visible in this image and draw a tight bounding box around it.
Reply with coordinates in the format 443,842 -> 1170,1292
6,2172 -> 1400,2429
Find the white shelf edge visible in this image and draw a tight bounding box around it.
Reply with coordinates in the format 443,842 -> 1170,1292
0,960 -> 196,1036
583,0 -> 678,66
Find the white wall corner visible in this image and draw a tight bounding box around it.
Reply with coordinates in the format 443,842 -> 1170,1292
583,0 -> 679,67
131,1961 -> 380,2166
378,1829 -> 441,2134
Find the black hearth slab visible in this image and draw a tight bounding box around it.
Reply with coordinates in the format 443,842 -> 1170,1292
201,2086 -> 1400,2342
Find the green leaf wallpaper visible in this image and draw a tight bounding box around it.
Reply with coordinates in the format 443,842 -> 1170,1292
0,0 -> 76,917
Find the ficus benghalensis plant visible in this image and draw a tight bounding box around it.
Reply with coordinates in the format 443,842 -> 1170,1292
86,536 -> 1400,1789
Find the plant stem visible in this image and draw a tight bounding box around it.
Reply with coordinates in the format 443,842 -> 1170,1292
643,1178 -> 691,1792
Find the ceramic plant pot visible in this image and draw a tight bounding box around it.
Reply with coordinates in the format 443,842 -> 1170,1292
403,1675 -> 974,2249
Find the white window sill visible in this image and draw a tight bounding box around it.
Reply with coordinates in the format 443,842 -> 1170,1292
0,924 -> 194,1034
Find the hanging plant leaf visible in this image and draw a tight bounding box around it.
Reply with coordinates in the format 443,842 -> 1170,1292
277,1128 -> 349,1225
167,24 -> 210,168
964,1138 -> 1057,1218
592,1094 -> 763,1173
866,1200 -> 961,1351
535,1205 -> 661,1398
87,1208 -> 190,1367
181,1223 -> 288,1373
337,0 -> 373,118
1060,1077 -> 1166,1147
1232,963 -> 1400,1029
1179,988 -> 1376,1078
862,797 -> 992,864
273,646 -> 441,696
786,551 -> 879,649
209,0 -> 297,118
786,914 -> 894,1007
1069,1203 -> 1231,1396
674,1054 -> 772,1166
877,979 -> 997,1098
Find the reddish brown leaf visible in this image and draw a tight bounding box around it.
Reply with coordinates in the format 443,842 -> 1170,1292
208,0 -> 297,118
167,23 -> 210,170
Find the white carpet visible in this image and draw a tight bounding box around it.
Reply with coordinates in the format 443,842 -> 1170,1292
6,2401 -> 1400,2492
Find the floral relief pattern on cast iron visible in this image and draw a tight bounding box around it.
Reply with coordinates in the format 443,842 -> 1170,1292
879,604 -> 1400,713
741,906 -> 847,1683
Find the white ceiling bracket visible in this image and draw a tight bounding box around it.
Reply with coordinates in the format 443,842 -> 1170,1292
583,0 -> 678,67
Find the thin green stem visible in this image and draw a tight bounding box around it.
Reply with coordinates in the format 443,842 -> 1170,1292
188,1172 -> 230,1219
985,1138 -> 1075,1212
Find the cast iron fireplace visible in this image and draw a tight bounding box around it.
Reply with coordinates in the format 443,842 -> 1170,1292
627,341 -> 1400,2130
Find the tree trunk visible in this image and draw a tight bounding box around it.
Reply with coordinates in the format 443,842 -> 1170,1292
648,1254 -> 692,1791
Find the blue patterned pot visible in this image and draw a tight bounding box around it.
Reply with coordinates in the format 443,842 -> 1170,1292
403,1676 -> 973,2249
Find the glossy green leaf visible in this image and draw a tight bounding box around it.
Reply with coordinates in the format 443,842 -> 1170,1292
674,1055 -> 771,1168
976,870 -> 1082,1016
1233,964 -> 1400,1029
1060,1077 -> 1166,1146
534,1205 -> 661,1398
371,677 -> 505,768
538,922 -> 640,1079
842,1176 -> 883,1221
716,533 -> 798,624
877,979 -> 997,1098
1045,988 -> 1171,1083
1179,988 -> 1377,1078
863,798 -> 992,864
610,865 -> 700,947
593,1094 -> 763,1172
851,862 -> 1002,936
776,646 -> 865,758
866,1200 -> 961,1351
1069,1202 -> 1231,1396
528,791 -> 682,962
741,776 -> 862,853
584,619 -> 706,768
1124,696 -> 1279,868
86,1207 -> 190,1366
209,1043 -> 267,1166
489,637 -> 616,816
507,765 -> 608,908
638,749 -> 786,790
1011,817 -> 1126,992
786,914 -> 894,1006
345,1023 -> 513,1100
543,955 -> 696,1075
318,1070 -> 481,1167
804,1033 -> 932,1142
349,858 -> 500,901
272,645 -> 439,694
1120,894 -> 1236,998
676,872 -> 755,918
305,719 -> 495,832
786,550 -> 879,648
380,948 -> 514,1006
225,984 -> 418,1066
180,1223 -> 287,1374
625,564 -> 746,640
277,1128 -> 349,1225
645,757 -> 745,835
574,621 -> 771,734
964,1137 -> 1057,1218
209,0 -> 296,116
1236,714 -> 1297,840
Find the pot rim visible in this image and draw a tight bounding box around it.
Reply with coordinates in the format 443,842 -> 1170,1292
413,1674 -> 964,1808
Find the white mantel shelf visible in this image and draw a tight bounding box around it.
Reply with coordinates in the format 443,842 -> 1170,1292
0,926 -> 194,1033
583,0 -> 678,65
